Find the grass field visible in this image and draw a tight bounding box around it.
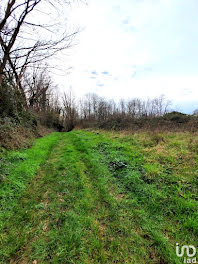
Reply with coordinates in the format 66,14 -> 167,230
0,130 -> 197,263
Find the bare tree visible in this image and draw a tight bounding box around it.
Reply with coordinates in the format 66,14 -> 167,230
0,0 -> 78,87
24,65 -> 53,111
62,90 -> 78,131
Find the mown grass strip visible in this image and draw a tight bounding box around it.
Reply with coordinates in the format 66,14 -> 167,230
0,132 -> 61,230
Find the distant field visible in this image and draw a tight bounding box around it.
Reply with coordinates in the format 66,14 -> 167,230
0,130 -> 197,263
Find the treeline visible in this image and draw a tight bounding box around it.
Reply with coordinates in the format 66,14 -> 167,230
67,93 -> 198,131
1,65 -> 198,134
79,93 -> 170,120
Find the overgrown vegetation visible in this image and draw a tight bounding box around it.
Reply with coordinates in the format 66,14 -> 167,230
0,130 -> 197,263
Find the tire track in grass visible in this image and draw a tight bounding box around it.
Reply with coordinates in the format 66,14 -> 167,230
0,132 -> 62,232
69,132 -> 159,264
1,133 -> 114,263
73,130 -> 188,264
2,134 -> 98,264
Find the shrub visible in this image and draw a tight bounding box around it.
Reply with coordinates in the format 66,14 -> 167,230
163,111 -> 190,123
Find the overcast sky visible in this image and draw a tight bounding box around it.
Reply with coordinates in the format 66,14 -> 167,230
56,0 -> 198,113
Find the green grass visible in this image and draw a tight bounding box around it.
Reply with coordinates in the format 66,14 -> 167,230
0,133 -> 61,230
0,130 -> 197,263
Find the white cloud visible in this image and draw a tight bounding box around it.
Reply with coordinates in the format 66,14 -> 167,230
54,0 -> 198,113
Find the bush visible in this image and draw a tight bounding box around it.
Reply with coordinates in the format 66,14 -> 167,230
163,111 -> 190,123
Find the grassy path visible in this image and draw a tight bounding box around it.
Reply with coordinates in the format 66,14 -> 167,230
0,130 -> 197,263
